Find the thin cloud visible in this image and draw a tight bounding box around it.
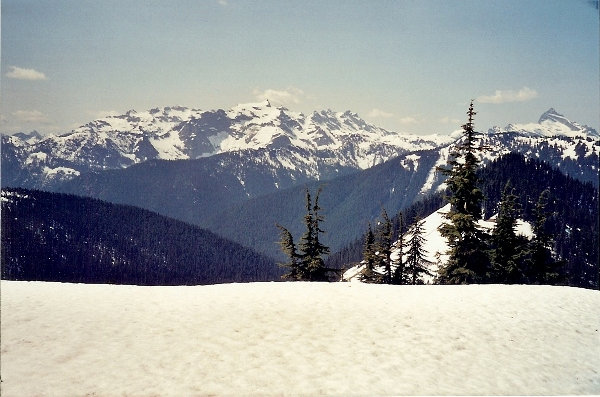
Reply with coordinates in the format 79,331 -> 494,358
398,116 -> 419,125
367,108 -> 394,118
440,116 -> 461,125
93,110 -> 121,119
253,87 -> 305,106
12,110 -> 50,123
6,66 -> 47,81
217,0 -> 228,6
477,87 -> 538,104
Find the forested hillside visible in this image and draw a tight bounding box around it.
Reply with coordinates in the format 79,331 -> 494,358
329,153 -> 599,289
480,154 -> 598,288
1,189 -> 282,285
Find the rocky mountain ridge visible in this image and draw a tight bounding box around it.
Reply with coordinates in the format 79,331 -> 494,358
1,101 -> 451,188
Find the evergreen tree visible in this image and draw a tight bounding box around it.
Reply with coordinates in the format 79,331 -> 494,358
279,187 -> 331,281
392,212 -> 407,285
526,189 -> 562,284
362,223 -> 376,270
436,101 -> 490,284
276,224 -> 302,280
310,187 -> 330,270
359,221 -> 383,284
489,181 -> 527,283
404,217 -> 433,284
359,209 -> 393,284
376,208 -> 394,284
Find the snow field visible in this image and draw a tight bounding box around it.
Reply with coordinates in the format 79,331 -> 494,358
1,281 -> 599,396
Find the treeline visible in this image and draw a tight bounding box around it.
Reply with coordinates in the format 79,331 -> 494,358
1,188 -> 283,285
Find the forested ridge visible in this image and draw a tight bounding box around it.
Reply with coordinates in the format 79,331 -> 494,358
1,189 -> 283,285
328,153 -> 599,289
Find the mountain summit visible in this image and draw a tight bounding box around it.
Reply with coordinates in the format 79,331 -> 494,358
498,108 -> 599,138
538,108 -> 598,136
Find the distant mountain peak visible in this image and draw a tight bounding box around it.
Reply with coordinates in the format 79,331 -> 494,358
539,107 -> 559,121
487,108 -> 598,139
13,130 -> 42,141
538,108 -> 575,128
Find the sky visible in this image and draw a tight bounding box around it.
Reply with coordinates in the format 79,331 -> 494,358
1,0 -> 599,136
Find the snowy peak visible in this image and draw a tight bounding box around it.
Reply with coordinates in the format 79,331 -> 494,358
13,130 -> 43,144
493,108 -> 598,139
538,108 -> 573,126
537,108 -> 599,137
2,102 -> 452,188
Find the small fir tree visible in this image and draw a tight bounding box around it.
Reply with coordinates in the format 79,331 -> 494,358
311,187 -> 330,269
436,100 -> 490,284
489,181 -> 527,283
299,188 -> 330,281
276,224 -> 302,280
526,189 -> 562,284
360,222 -> 382,282
362,223 -> 376,270
405,217 -> 433,284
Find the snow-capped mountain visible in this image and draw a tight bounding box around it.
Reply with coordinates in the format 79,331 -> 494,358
1,101 -> 451,188
412,108 -> 599,194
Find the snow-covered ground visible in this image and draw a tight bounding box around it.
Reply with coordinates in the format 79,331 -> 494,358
1,281 -> 599,396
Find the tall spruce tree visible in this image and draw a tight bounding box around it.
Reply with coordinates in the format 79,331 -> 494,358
436,100 -> 490,284
490,180 -> 527,283
295,187 -> 331,281
405,217 -> 433,284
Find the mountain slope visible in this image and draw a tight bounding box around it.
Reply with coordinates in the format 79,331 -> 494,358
1,188 -> 282,285
203,149 -> 444,258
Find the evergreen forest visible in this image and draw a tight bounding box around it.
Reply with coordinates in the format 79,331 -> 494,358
1,189 -> 282,285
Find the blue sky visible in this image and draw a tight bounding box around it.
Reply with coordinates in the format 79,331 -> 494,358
2,0 -> 598,135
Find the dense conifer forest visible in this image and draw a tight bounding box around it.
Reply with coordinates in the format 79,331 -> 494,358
1,189 -> 283,285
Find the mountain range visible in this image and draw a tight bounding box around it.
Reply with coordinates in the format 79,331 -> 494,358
1,104 -> 598,263
1,101 -> 451,189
